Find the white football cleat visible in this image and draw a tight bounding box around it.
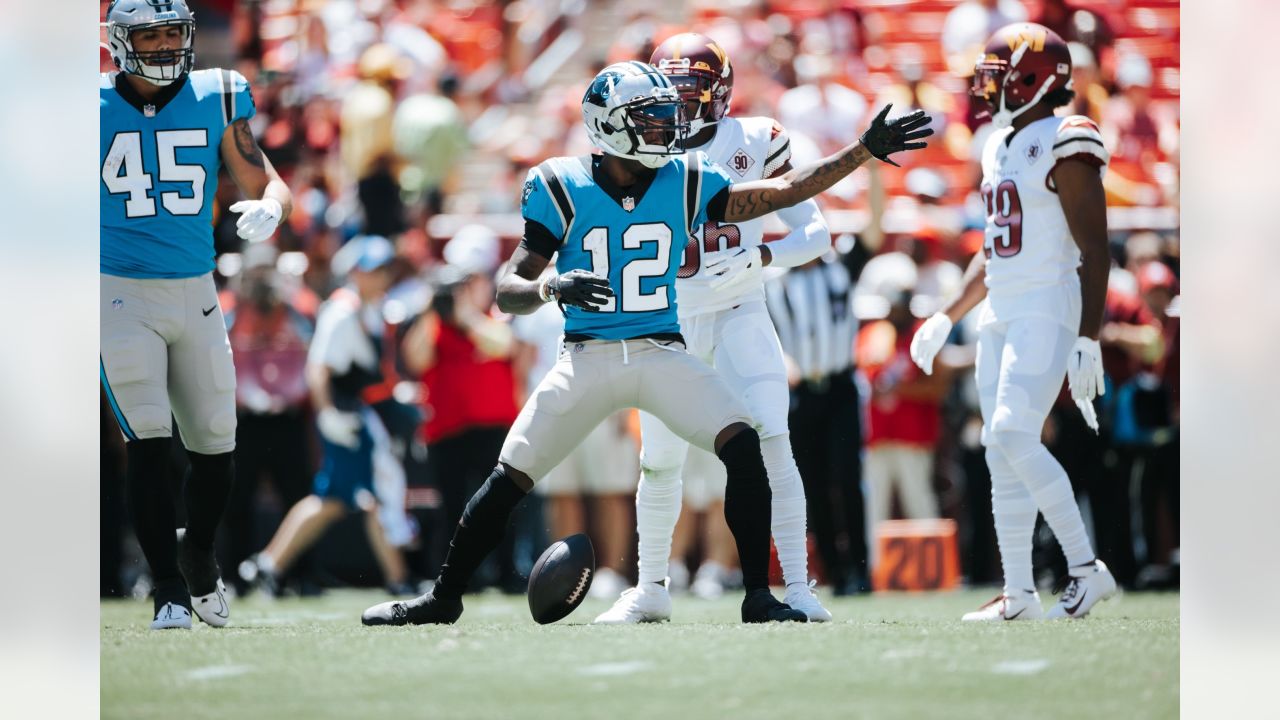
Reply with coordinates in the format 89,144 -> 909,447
593,582 -> 672,624
961,590 -> 1044,622
191,578 -> 231,628
150,602 -> 193,630
588,567 -> 628,600
783,580 -> 833,622
1046,559 -> 1118,619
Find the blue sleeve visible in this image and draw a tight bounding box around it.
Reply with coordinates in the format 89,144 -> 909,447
693,152 -> 735,228
520,166 -> 566,239
227,69 -> 256,124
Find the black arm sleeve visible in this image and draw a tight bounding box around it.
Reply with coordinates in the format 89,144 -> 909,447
704,187 -> 731,225
518,218 -> 563,260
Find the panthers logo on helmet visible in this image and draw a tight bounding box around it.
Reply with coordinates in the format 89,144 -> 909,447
104,0 -> 197,86
580,62 -> 688,169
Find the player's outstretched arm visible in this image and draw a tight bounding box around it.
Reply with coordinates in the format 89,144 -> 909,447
715,105 -> 932,223
220,118 -> 293,243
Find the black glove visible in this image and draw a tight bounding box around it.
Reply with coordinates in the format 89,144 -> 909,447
859,104 -> 934,167
547,269 -> 615,311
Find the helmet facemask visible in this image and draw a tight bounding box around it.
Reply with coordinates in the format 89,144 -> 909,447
584,65 -> 690,169
972,42 -> 1069,129
108,19 -> 195,86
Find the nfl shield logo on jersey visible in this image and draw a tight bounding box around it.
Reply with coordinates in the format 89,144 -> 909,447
622,196 -> 636,211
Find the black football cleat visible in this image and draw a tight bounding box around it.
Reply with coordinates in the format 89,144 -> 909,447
362,590 -> 464,626
741,589 -> 808,623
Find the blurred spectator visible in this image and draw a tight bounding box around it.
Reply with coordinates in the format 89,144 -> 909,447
858,290 -> 948,564
904,227 -> 963,309
393,73 -> 469,218
766,254 -> 867,594
343,43 -> 411,236
942,0 -> 1028,78
1105,52 -> 1179,162
1132,261 -> 1179,585
1067,42 -> 1110,122
239,236 -> 410,596
1033,0 -> 1115,63
777,52 -> 868,162
513,302 -> 637,600
221,244 -> 316,593
402,237 -> 526,591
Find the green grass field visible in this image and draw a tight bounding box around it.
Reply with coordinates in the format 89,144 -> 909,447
101,588 -> 1178,720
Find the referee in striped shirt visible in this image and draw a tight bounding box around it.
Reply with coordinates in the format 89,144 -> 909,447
765,250 -> 867,594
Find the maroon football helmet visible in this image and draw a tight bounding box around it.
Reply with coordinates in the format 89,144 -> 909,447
649,32 -> 733,135
971,23 -> 1073,128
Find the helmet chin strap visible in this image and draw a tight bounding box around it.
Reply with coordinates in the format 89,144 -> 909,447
991,39 -> 1059,129
992,74 -> 1058,129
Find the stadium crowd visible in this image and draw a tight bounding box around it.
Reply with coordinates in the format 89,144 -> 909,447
101,0 -> 1179,600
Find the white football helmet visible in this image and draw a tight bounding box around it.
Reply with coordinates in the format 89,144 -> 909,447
581,62 -> 689,169
104,0 -> 196,87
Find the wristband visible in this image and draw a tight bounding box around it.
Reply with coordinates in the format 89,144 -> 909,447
537,276 -> 556,303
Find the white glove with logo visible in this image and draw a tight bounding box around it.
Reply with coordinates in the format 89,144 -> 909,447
705,246 -> 763,292
317,407 -> 362,449
1067,337 -> 1106,432
909,312 -> 953,375
230,198 -> 283,243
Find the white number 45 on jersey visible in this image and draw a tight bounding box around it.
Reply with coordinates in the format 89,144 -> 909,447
102,129 -> 209,218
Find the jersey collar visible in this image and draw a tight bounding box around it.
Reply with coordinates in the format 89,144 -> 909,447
590,155 -> 658,211
114,73 -> 189,117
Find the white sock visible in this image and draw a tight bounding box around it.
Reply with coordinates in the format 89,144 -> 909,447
987,447 -> 1037,594
997,430 -> 1095,568
761,433 -> 809,587
635,462 -> 683,585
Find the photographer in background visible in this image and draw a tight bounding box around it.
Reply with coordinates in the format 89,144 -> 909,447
239,236 -> 410,596
402,231 -> 527,591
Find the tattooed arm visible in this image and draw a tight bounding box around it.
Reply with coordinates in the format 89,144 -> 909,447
713,105 -> 932,224
720,142 -> 877,222
220,118 -> 293,223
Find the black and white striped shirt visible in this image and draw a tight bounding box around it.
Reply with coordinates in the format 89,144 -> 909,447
765,256 -> 858,381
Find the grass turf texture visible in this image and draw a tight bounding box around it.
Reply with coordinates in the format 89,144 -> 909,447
102,588 -> 1178,719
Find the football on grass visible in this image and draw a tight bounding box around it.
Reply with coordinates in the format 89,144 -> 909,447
527,533 -> 595,624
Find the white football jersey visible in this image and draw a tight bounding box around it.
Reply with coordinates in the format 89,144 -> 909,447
676,116 -> 791,317
978,114 -> 1109,327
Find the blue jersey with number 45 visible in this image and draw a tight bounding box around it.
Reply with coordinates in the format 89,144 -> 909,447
100,69 -> 255,279
522,152 -> 733,340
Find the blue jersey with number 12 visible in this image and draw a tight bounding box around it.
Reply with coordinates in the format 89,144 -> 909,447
521,152 -> 733,340
100,69 -> 255,279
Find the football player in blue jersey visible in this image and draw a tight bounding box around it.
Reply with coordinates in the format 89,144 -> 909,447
362,62 -> 930,627
100,0 -> 293,630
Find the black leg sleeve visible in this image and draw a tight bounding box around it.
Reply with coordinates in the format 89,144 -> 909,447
434,465 -> 528,599
126,437 -> 181,586
718,429 -> 773,591
184,450 -> 234,551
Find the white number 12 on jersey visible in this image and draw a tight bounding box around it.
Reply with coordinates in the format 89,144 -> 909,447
581,223 -> 673,313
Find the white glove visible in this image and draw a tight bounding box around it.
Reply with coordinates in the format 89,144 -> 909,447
1075,397 -> 1100,433
1067,337 -> 1105,433
705,245 -> 763,292
1067,337 -> 1106,401
317,407 -> 361,449
909,312 -> 953,375
230,198 -> 283,243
